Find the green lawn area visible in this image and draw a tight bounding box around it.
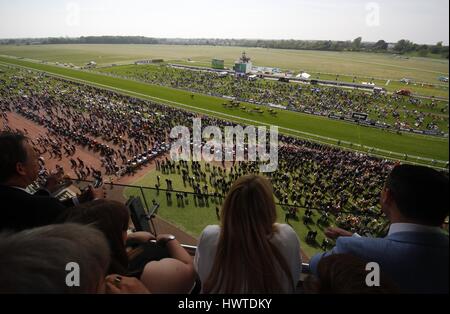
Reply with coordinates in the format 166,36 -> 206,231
0,44 -> 448,84
123,162 -> 332,258
0,55 -> 448,164
311,72 -> 448,98
1,51 -> 447,257
96,63 -> 448,132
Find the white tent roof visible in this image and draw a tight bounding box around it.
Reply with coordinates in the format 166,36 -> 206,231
302,72 -> 311,79
296,72 -> 311,79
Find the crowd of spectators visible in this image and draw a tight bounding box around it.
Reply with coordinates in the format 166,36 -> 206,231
0,67 -> 448,294
99,65 -> 448,133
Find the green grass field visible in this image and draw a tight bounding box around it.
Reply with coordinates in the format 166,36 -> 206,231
1,55 -> 448,164
96,63 -> 448,132
0,44 -> 448,84
171,60 -> 449,99
1,44 -> 447,98
308,72 -> 449,98
1,50 -> 448,257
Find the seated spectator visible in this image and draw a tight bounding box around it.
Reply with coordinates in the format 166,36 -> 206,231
303,254 -> 400,294
195,175 -> 302,293
0,223 -> 110,293
310,164 -> 449,293
0,132 -> 104,232
59,199 -> 196,294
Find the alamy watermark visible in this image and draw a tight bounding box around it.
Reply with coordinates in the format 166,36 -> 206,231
365,2 -> 380,27
365,262 -> 381,287
66,2 -> 81,27
169,118 -> 279,172
65,262 -> 80,287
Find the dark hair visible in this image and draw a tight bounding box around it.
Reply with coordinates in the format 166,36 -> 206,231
304,254 -> 400,294
0,132 -> 28,182
386,164 -> 449,226
59,200 -> 130,275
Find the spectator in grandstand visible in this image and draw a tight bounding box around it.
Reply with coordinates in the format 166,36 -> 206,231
309,164 -> 449,293
194,175 -> 302,293
303,254 -> 399,294
0,223 -> 110,293
60,199 -> 196,294
0,132 -> 105,232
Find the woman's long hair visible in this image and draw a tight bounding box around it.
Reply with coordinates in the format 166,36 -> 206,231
59,199 -> 130,275
203,175 -> 293,293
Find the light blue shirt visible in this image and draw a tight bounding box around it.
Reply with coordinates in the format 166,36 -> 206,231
309,223 -> 449,293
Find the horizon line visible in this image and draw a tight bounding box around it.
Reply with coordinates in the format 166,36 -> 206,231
0,35 -> 448,46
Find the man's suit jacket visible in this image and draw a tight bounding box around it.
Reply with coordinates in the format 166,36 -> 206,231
310,231 -> 449,293
0,185 -> 69,233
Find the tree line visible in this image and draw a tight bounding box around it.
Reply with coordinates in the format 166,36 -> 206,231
1,36 -> 448,58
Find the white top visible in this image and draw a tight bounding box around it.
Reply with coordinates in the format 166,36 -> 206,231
388,223 -> 444,236
194,223 -> 302,293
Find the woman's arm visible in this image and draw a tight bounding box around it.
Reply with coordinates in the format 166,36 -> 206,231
127,231 -> 155,243
139,234 -> 196,294
157,234 -> 193,265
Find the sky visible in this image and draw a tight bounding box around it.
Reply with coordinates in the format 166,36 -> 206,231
0,0 -> 448,44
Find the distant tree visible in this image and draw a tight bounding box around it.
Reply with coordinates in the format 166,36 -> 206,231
431,41 -> 443,54
373,40 -> 388,51
352,37 -> 362,51
394,39 -> 415,53
440,45 -> 449,59
2,35 -> 447,58
321,40 -> 333,50
418,45 -> 429,57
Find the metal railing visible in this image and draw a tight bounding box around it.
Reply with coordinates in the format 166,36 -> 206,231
62,177 -> 393,277
62,178 -> 315,276
69,178 -> 387,219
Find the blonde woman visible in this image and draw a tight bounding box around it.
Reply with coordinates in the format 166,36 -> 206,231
194,175 -> 302,293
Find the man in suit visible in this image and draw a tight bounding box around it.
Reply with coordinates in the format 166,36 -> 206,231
310,164 -> 449,293
0,132 -> 104,232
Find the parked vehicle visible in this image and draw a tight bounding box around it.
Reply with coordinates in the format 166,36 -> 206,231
395,89 -> 412,96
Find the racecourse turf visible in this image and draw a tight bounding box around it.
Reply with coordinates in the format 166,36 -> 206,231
0,55 -> 447,164
0,44 -> 448,84
0,54 -> 447,257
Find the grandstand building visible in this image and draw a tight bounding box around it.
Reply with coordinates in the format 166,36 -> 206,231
135,59 -> 164,65
234,52 -> 252,73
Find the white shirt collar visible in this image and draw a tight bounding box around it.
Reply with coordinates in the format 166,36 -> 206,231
11,186 -> 31,194
388,223 -> 444,236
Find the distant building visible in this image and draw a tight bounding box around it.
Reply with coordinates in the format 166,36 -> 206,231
387,43 -> 396,50
212,59 -> 225,69
234,52 -> 252,74
252,66 -> 281,74
135,59 -> 164,65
